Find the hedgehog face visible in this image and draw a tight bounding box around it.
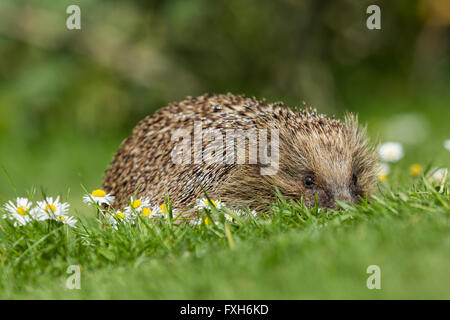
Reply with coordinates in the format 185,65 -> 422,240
293,165 -> 363,210
276,116 -> 377,209
218,114 -> 377,211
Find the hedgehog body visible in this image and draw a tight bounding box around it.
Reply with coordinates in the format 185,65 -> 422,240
102,93 -> 377,214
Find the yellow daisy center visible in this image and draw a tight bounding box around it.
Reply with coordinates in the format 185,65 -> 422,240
116,212 -> 125,219
377,173 -> 388,182
142,207 -> 152,216
45,204 -> 56,214
16,206 -> 28,215
57,216 -> 67,222
204,199 -> 217,206
132,199 -> 142,209
160,204 -> 168,214
204,217 -> 213,226
410,164 -> 422,177
92,189 -> 106,197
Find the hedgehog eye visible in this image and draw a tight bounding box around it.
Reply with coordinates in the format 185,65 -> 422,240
304,175 -> 315,188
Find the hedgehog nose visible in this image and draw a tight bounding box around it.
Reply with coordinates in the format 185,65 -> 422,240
333,189 -> 353,206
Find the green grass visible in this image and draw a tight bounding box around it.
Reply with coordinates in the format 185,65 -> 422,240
0,176 -> 448,299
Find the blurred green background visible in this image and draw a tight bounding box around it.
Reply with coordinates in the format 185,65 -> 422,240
0,0 -> 449,210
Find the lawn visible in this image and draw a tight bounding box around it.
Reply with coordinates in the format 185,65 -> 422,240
0,171 -> 448,299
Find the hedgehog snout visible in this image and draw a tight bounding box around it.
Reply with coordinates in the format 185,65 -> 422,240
312,185 -> 354,210
334,188 -> 353,201
329,187 -> 354,210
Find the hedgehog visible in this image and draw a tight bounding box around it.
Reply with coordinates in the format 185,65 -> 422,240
102,93 -> 378,215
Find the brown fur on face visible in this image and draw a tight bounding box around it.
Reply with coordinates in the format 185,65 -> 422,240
218,113 -> 378,211
102,94 -> 378,214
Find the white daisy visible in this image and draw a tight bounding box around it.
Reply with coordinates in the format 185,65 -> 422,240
109,215 -> 119,230
124,196 -> 151,214
3,197 -> 34,226
195,198 -> 224,210
145,205 -> 161,217
378,142 -> 404,162
234,209 -> 257,219
444,140 -> 450,151
153,203 -> 178,218
429,168 -> 448,184
377,162 -> 390,182
108,210 -> 133,229
34,196 -> 70,221
190,216 -> 214,226
140,206 -> 162,218
245,209 -> 257,218
190,217 -> 203,226
112,210 -> 132,221
55,215 -> 77,228
223,212 -> 234,222
83,189 -> 115,206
